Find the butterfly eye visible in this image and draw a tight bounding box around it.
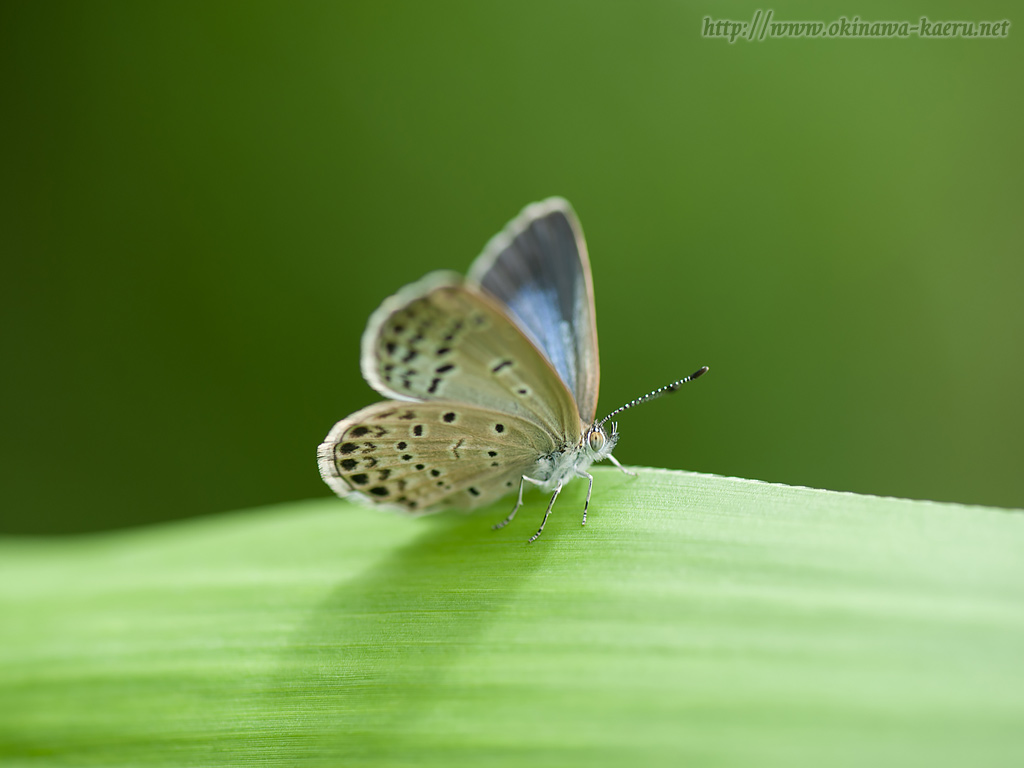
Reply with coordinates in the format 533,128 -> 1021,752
588,430 -> 605,452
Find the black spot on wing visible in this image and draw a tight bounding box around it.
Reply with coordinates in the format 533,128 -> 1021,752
442,321 -> 463,342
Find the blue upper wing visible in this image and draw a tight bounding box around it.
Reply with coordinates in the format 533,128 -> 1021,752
467,198 -> 600,424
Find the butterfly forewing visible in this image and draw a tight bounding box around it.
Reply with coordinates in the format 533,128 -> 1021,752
360,272 -> 582,442
468,198 -> 600,423
317,401 -> 555,513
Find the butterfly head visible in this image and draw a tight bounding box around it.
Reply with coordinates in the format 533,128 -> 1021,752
583,422 -> 619,463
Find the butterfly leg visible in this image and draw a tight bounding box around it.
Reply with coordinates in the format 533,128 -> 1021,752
607,454 -> 637,477
575,470 -> 594,526
528,482 -> 563,544
493,475 -> 543,530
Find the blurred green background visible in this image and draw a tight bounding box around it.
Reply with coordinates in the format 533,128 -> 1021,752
2,1 -> 1021,534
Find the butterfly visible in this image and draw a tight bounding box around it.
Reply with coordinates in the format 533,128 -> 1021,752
317,198 -> 707,542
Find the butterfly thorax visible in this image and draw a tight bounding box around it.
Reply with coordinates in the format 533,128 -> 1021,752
531,422 -> 619,491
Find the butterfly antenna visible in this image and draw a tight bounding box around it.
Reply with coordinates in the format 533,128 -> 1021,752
597,366 -> 709,428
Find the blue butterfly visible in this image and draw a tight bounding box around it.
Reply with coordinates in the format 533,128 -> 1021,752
318,199 -> 707,541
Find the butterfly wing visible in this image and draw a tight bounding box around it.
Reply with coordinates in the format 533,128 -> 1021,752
467,198 -> 601,423
318,401 -> 555,513
359,272 -> 582,443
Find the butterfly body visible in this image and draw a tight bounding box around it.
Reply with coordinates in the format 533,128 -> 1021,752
319,198 -> 706,541
535,424 -> 618,489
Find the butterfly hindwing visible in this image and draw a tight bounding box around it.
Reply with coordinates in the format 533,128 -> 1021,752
468,198 -> 601,423
360,272 -> 582,443
317,401 -> 556,513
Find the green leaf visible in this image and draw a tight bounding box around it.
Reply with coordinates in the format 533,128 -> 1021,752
2,468 -> 1023,767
